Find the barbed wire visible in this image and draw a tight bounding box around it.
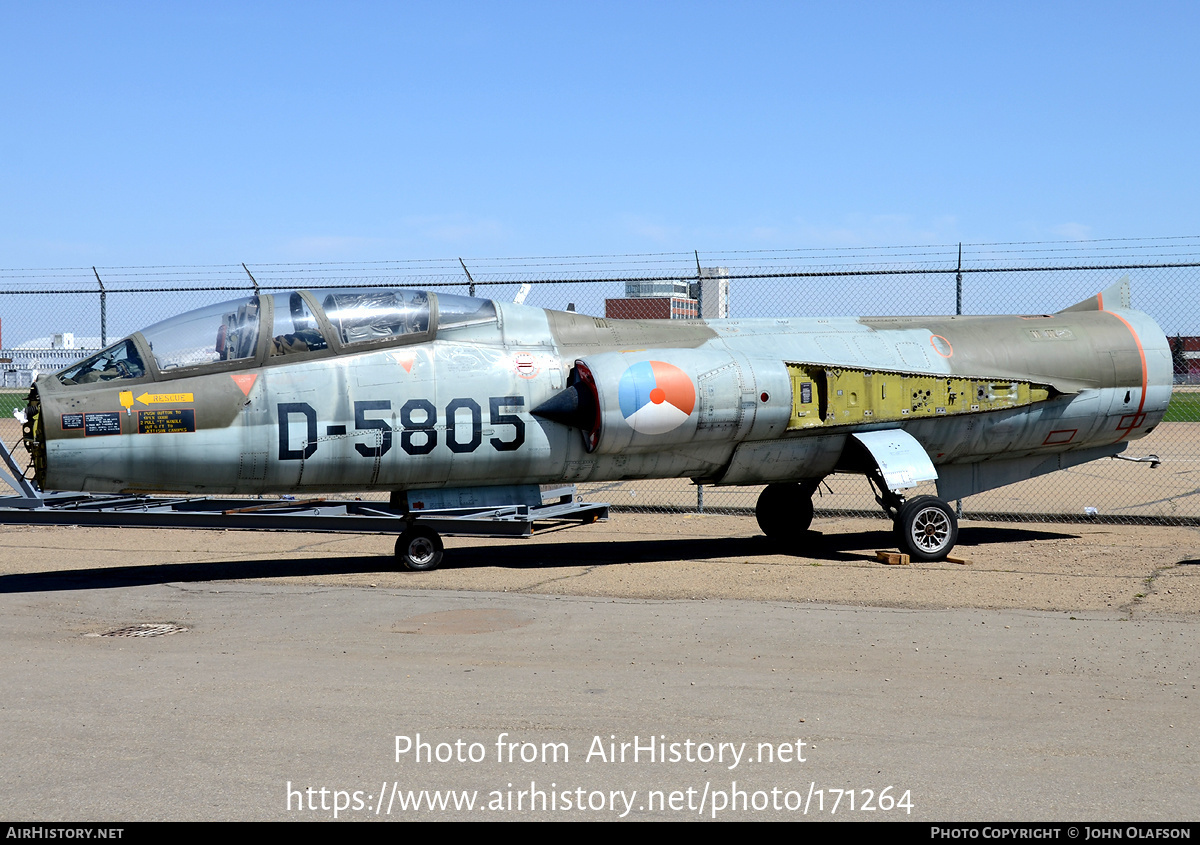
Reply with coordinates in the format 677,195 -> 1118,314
2,261 -> 1197,293
5,236 -> 1200,279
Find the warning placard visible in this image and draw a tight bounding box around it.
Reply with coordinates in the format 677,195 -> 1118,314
84,412 -> 122,436
137,409 -> 196,434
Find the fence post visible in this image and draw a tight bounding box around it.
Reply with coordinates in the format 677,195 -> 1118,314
955,242 -> 963,317
459,258 -> 477,298
695,250 -> 705,513
955,243 -> 963,520
92,267 -> 106,347
242,263 -> 260,294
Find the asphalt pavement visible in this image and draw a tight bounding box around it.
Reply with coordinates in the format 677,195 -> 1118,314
0,515 -> 1196,821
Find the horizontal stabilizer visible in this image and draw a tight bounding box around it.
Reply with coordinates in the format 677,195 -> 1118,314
1058,276 -> 1130,313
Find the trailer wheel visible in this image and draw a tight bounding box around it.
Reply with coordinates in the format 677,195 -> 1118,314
755,483 -> 814,540
894,496 -> 957,561
396,526 -> 444,572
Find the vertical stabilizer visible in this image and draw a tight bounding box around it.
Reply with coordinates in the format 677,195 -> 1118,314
1058,276 -> 1131,313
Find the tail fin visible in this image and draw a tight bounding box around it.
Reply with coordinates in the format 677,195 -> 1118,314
1058,276 -> 1131,313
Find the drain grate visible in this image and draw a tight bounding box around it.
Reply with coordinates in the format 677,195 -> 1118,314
92,623 -> 189,638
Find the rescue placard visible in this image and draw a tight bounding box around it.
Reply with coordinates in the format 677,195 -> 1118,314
137,409 -> 197,434
136,392 -> 195,405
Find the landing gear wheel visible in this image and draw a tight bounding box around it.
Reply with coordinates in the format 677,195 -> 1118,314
395,526 -> 444,572
894,496 -> 957,561
755,482 -> 815,540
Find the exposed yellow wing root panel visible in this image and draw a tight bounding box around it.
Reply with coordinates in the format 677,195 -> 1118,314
785,364 -> 1051,430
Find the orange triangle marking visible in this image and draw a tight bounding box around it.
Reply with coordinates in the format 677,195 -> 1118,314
232,373 -> 258,396
398,352 -> 415,374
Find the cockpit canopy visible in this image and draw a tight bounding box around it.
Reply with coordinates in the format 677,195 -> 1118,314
320,289 -> 430,347
55,288 -> 496,386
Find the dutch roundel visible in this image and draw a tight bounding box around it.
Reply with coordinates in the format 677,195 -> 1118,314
618,361 -> 696,435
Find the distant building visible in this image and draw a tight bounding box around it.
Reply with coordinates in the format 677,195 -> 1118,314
623,280 -> 692,299
1169,335 -> 1200,384
691,266 -> 730,319
0,335 -> 101,388
604,267 -> 730,320
604,296 -> 699,320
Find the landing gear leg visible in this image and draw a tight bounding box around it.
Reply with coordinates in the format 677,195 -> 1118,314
755,481 -> 819,541
865,468 -> 958,561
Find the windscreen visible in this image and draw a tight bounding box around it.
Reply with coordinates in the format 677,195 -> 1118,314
56,339 -> 146,385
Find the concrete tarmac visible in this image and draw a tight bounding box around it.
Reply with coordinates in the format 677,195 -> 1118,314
0,514 -> 1197,821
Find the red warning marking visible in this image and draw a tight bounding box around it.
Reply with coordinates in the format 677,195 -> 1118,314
1115,413 -> 1147,434
398,352 -> 415,374
1043,429 -> 1077,446
231,373 -> 257,396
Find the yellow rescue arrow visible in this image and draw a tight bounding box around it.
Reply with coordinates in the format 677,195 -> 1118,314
136,392 -> 194,405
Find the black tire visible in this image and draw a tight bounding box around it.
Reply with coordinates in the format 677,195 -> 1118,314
395,526 -> 444,572
755,482 -> 815,539
894,496 -> 958,561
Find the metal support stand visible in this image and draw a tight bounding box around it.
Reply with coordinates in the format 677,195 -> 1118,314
0,435 -> 43,507
0,480 -> 607,538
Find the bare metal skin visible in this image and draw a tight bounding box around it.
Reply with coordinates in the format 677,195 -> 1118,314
21,278 -> 1169,566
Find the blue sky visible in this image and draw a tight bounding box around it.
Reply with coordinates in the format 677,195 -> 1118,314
2,1 -> 1199,268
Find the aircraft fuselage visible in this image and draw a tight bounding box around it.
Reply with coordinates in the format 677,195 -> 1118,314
25,285 -> 1170,509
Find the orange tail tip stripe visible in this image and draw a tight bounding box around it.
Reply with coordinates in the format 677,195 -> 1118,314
1097,304 -> 1148,442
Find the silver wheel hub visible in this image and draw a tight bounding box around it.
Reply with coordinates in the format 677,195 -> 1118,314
910,507 -> 951,552
408,537 -> 435,564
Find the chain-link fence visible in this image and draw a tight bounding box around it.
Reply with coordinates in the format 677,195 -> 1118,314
2,240 -> 1197,523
